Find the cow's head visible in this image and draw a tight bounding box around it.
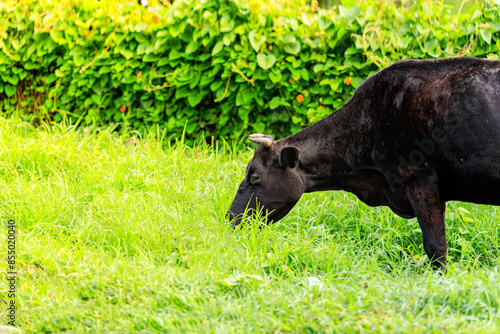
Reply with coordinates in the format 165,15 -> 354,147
227,134 -> 306,227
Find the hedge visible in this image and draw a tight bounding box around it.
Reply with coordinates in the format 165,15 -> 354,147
0,0 -> 499,140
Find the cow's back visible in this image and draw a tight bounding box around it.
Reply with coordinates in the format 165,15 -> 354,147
367,58 -> 500,205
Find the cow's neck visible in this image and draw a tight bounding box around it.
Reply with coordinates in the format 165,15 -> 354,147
281,96 -> 375,193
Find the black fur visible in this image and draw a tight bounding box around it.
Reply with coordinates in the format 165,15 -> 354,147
227,57 -> 500,270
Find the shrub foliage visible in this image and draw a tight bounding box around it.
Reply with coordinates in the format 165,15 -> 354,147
0,0 -> 499,139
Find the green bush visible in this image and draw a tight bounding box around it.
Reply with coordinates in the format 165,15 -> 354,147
0,0 -> 499,140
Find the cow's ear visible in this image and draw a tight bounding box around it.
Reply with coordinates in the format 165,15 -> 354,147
280,147 -> 299,168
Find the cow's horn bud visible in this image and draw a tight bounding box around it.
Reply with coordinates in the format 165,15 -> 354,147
248,133 -> 274,147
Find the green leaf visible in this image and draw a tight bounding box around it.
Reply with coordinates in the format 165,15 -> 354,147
212,41 -> 224,56
91,94 -> 101,104
7,75 -> 19,85
301,13 -> 312,26
269,71 -> 282,83
313,64 -> 324,73
158,57 -> 169,67
339,5 -> 360,20
269,96 -> 284,109
319,16 -> 332,30
257,54 -> 276,70
300,68 -> 309,80
220,15 -> 234,32
187,93 -> 203,107
249,31 -> 266,52
18,71 -> 28,80
157,30 -> 169,38
319,78 -> 331,86
480,28 -> 492,45
236,87 -> 257,107
50,30 -> 64,43
233,0 -> 250,14
189,71 -> 202,89
489,22 -> 500,32
223,32 -> 236,46
69,46 -> 85,56
4,84 -> 16,97
322,97 -> 335,105
12,39 -> 26,51
169,49 -> 182,60
143,53 -> 160,62
351,77 -> 364,88
137,44 -> 147,55
396,34 -> 410,48
210,80 -> 224,92
282,34 -> 296,44
185,41 -> 200,55
199,75 -> 213,87
120,50 -> 134,59
423,38 -> 439,52
471,9 -> 482,21
175,87 -> 191,99
341,0 -> 357,7
284,41 -> 301,55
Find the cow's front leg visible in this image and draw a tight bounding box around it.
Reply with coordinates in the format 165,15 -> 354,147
406,175 -> 447,271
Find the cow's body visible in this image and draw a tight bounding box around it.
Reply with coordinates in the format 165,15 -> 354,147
227,57 -> 500,269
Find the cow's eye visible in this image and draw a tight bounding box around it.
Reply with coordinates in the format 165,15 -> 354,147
250,173 -> 261,185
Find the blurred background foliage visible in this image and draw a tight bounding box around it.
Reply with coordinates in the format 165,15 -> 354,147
0,0 -> 498,142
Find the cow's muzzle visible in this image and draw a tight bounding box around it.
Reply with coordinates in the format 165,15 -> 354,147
226,210 -> 254,228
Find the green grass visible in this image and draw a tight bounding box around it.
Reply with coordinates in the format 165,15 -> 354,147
1,116 -> 500,333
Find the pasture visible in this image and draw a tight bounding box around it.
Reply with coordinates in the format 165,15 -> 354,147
2,116 -> 500,333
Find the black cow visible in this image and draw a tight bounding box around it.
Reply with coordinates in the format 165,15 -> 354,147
227,57 -> 500,270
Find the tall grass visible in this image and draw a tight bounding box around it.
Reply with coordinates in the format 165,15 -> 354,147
0,116 -> 499,333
